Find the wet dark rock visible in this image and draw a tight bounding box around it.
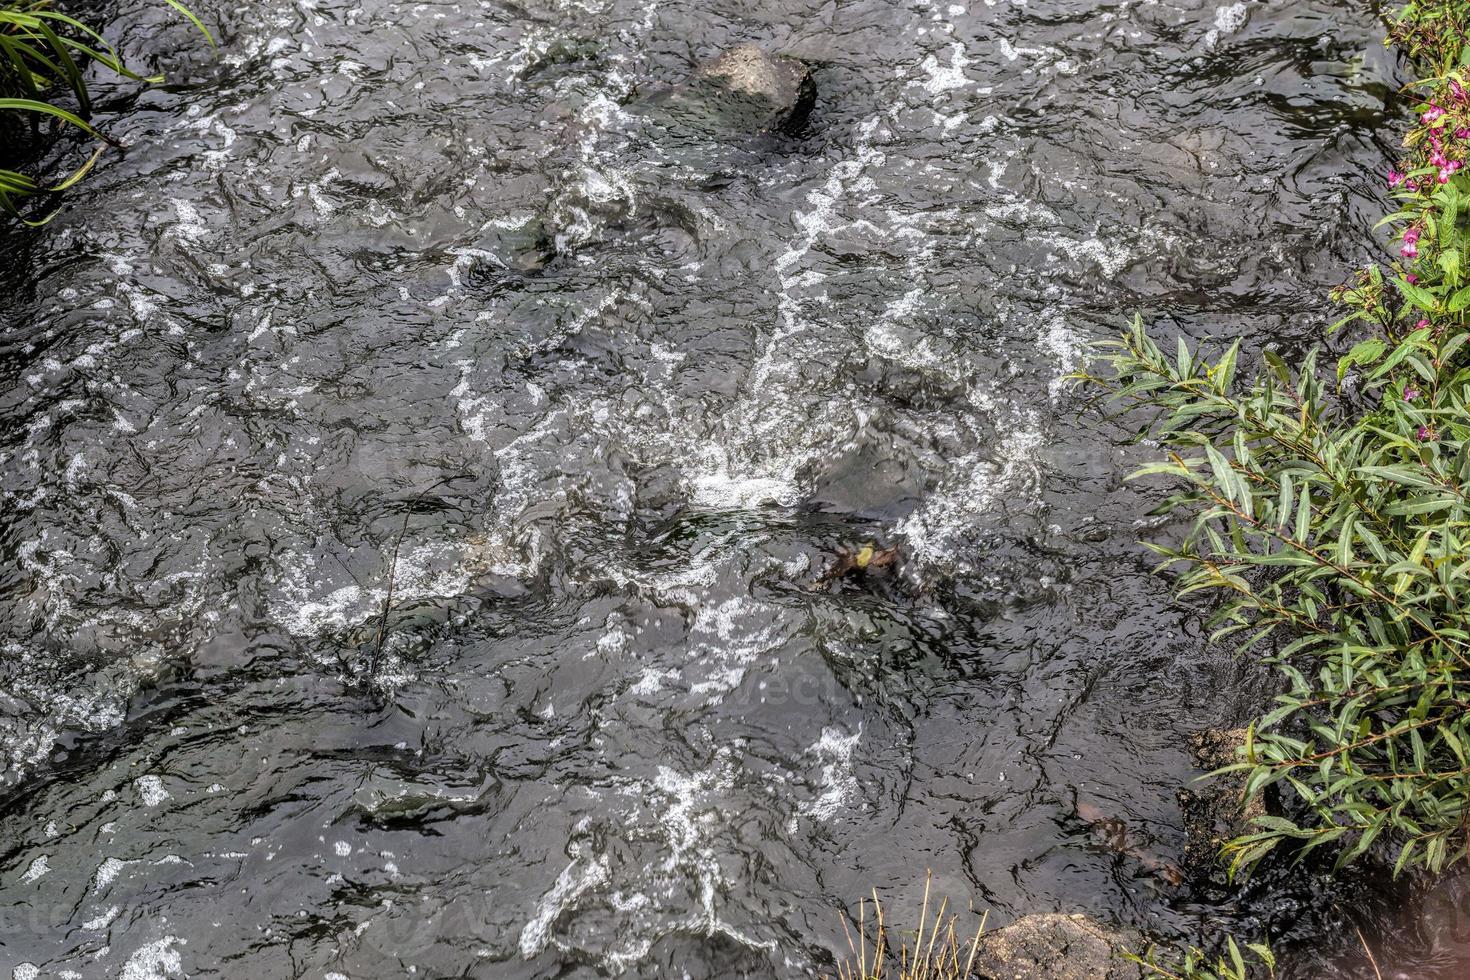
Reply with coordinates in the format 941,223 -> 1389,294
649,43 -> 816,135
973,913 -> 1144,980
807,439 -> 926,520
471,216 -> 557,276
1178,727 -> 1274,876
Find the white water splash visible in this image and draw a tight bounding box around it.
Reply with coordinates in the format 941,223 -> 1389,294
518,840 -> 611,959
20,855 -> 49,883
134,775 -> 170,807
799,727 -> 861,821
118,936 -> 185,980
1205,2 -> 1250,49
920,42 -> 971,94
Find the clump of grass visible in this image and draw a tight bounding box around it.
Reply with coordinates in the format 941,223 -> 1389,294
0,0 -> 212,224
830,873 -> 986,980
1128,937 -> 1277,980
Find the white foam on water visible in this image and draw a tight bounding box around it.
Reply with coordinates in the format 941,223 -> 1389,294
305,168 -> 342,217
118,936 -> 185,980
598,761 -> 774,972
169,200 -> 208,244
1039,311 -> 1084,400
681,116 -> 888,509
996,37 -> 1075,74
599,553 -> 719,610
920,42 -> 971,93
468,398 -> 579,580
595,613 -> 630,659
20,854 -> 49,883
1215,2 -> 1249,31
863,284 -> 954,376
274,539 -> 475,637
546,90 -> 641,252
799,727 -> 861,821
134,775 -> 170,807
92,857 -> 135,894
650,764 -> 723,874
518,841 -> 611,959
83,906 -> 121,931
627,667 -> 679,697
449,358 -> 496,443
897,423 -> 1045,572
445,248 -> 506,290
1205,2 -> 1250,48
688,472 -> 800,510
1047,234 -> 1134,277
516,748 -> 776,972
179,110 -> 238,167
0,641 -> 134,785
686,596 -> 790,700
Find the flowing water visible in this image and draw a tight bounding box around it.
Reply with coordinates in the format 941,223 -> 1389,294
0,0 -> 1452,976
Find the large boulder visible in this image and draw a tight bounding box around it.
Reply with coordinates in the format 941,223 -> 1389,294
649,43 -> 816,135
972,913 -> 1144,980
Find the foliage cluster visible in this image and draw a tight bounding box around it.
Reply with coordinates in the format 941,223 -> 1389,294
0,0 -> 208,223
1080,0 -> 1470,884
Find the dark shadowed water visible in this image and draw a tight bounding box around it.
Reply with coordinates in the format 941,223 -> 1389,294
1,0 -> 1459,976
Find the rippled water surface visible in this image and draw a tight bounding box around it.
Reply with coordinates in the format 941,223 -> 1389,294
0,0 -> 1438,975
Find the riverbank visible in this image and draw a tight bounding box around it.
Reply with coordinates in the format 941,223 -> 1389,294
1085,0 -> 1470,975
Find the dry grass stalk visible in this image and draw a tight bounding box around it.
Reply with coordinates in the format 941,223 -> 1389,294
831,871 -> 986,980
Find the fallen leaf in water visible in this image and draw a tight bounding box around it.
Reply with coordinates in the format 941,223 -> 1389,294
817,542 -> 901,584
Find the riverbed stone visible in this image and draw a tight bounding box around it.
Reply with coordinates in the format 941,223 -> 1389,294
1178,727 -> 1273,875
654,43 -> 816,135
972,913 -> 1144,980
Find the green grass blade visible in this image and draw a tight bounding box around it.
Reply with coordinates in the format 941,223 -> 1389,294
157,0 -> 215,49
0,96 -> 104,138
34,20 -> 88,113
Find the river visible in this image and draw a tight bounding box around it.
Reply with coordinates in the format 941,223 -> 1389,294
0,0 -> 1438,976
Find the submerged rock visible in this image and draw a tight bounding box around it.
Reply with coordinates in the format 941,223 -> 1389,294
1075,801 -> 1184,886
1178,727 -> 1274,876
649,43 -> 816,135
973,913 -> 1144,980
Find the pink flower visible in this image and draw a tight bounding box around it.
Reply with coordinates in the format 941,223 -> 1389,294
1458,128 -> 1470,139
1418,425 -> 1435,442
1404,227 -> 1422,244
1405,388 -> 1421,401
1406,274 -> 1419,283
1452,80 -> 1467,103
1424,106 -> 1447,124
1389,169 -> 1406,187
1403,243 -> 1419,258
1417,318 -> 1432,330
